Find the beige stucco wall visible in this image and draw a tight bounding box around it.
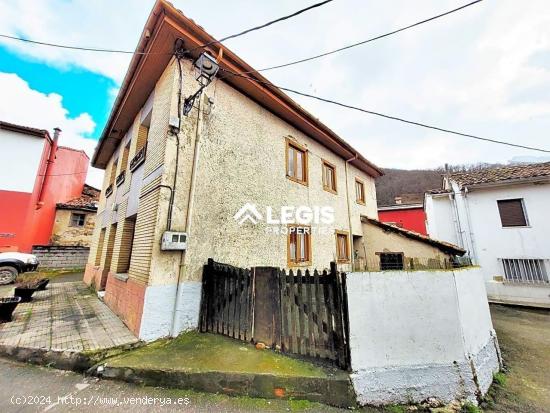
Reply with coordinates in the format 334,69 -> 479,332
91,57 -> 381,289
149,59 -> 379,286
51,209 -> 95,247
360,221 -> 453,271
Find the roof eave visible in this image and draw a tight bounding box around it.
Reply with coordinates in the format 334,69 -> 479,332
93,0 -> 383,178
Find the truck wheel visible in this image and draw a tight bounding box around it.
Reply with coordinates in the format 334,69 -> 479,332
0,266 -> 18,285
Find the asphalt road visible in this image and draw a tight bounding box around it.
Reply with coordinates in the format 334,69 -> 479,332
0,357 -> 346,413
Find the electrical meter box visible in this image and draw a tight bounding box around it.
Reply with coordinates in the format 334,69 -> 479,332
161,231 -> 188,251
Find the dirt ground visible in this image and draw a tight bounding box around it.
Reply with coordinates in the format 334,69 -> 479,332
484,304 -> 550,413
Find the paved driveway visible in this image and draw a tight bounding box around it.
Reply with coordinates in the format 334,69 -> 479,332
0,281 -> 137,351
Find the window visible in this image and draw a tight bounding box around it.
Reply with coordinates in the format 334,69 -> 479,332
501,259 -> 549,284
335,231 -> 350,263
120,142 -> 130,172
137,124 -> 149,152
497,199 -> 528,227
70,213 -> 86,227
322,160 -> 337,193
355,178 -> 365,205
379,253 -> 404,270
95,228 -> 106,266
288,226 -> 311,266
286,138 -> 308,185
115,215 -> 136,274
109,157 -> 118,185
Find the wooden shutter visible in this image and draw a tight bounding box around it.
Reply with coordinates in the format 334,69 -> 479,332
497,199 -> 527,227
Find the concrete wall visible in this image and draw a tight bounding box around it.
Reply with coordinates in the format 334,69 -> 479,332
360,220 -> 453,270
425,182 -> 550,308
32,245 -> 89,269
347,267 -> 500,406
51,209 -> 95,247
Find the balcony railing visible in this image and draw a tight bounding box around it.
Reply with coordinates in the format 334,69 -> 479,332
130,143 -> 147,172
105,184 -> 113,198
115,170 -> 126,186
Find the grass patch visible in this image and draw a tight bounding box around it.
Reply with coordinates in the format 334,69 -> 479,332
106,331 -> 340,378
461,402 -> 481,413
493,372 -> 507,386
18,268 -> 83,282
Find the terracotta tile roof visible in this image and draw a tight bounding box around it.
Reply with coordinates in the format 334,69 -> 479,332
426,188 -> 451,195
362,216 -> 465,256
56,184 -> 100,212
449,162 -> 550,187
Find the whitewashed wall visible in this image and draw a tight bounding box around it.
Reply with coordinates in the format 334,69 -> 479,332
425,182 -> 550,308
346,267 -> 500,406
0,129 -> 45,193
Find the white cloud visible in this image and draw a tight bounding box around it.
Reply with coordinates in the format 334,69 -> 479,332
0,72 -> 104,187
2,0 -> 550,169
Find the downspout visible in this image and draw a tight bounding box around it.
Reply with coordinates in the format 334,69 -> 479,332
36,127 -> 61,209
345,153 -> 358,270
170,93 -> 204,337
462,186 -> 479,264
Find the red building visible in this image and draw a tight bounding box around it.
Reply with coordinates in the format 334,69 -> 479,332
378,203 -> 427,235
0,121 -> 90,252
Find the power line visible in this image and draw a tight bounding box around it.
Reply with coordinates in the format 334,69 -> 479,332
0,0 -> 335,56
220,68 -> 550,153
224,0 -> 484,76
191,0 -> 335,52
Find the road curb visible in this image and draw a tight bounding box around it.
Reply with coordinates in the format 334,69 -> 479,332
90,364 -> 357,408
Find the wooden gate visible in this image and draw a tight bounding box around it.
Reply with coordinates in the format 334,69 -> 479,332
199,259 -> 350,369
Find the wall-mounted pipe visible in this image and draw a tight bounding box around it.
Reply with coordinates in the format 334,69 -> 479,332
36,127 -> 61,209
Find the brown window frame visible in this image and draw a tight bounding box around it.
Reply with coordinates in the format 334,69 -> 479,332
322,159 -> 337,194
497,199 -> 528,227
285,138 -> 308,186
335,230 -> 350,263
355,178 -> 366,205
287,225 -> 312,267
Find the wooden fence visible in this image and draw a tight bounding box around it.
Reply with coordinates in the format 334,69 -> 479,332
199,259 -> 350,370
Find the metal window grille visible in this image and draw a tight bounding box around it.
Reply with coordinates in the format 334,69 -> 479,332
501,258 -> 549,284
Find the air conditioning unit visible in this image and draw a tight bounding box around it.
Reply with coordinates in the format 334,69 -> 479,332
161,231 -> 188,251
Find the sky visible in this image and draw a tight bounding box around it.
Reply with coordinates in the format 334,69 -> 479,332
1,0 -> 550,188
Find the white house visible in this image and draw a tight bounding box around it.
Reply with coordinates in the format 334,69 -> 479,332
425,162 -> 550,308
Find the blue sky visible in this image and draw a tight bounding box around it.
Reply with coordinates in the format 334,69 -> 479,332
0,46 -> 114,139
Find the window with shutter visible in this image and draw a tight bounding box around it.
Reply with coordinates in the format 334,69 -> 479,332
497,199 -> 528,227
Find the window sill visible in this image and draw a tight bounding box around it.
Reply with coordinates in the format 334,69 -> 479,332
323,186 -> 337,195
501,226 -> 531,229
286,175 -> 308,187
114,273 -> 129,282
356,200 -> 366,206
288,262 -> 311,268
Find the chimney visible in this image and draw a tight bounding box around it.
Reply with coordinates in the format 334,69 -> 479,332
53,127 -> 61,142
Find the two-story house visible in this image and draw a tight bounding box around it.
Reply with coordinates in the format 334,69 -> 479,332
84,0 -> 465,340
425,163 -> 550,308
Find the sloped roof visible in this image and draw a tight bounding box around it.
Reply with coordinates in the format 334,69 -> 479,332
362,216 -> 465,256
450,162 -> 550,187
56,184 -> 100,212
92,0 -> 383,179
0,121 -> 50,139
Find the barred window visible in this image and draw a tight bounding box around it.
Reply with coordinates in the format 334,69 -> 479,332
501,259 -> 549,284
